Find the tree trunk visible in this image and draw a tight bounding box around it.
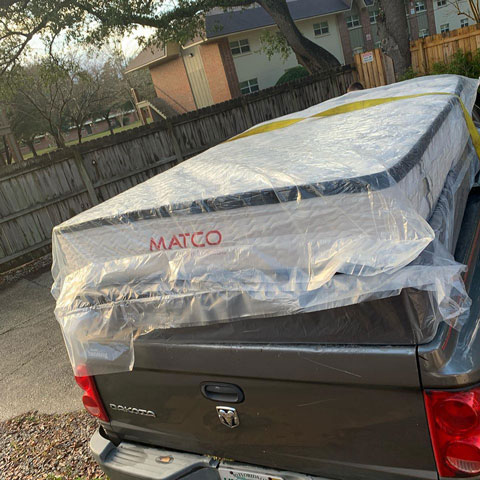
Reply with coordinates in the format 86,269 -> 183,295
257,0 -> 340,73
26,139 -> 38,157
376,0 -> 411,79
3,136 -> 12,164
77,125 -> 83,144
105,116 -> 114,135
52,129 -> 66,149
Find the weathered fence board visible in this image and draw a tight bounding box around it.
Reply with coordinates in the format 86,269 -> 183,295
354,49 -> 391,89
0,67 -> 356,272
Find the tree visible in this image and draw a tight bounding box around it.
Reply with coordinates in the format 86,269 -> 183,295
66,67 -> 103,144
4,93 -> 48,157
448,0 -> 480,23
1,60 -> 73,148
0,0 -> 340,75
376,1 -> 411,79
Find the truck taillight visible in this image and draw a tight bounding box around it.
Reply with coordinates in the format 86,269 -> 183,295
424,388 -> 480,477
74,366 -> 109,422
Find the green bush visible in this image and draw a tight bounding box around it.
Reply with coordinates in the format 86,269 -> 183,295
431,49 -> 480,78
398,67 -> 419,81
276,66 -> 310,85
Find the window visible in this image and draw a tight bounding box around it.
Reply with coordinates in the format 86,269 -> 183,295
369,9 -> 379,23
229,39 -> 250,55
437,0 -> 446,6
239,78 -> 259,95
346,14 -> 361,29
419,28 -> 429,38
415,1 -> 426,12
440,23 -> 450,33
461,18 -> 469,27
313,21 -> 329,36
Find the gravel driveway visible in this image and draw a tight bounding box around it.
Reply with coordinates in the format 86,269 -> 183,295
0,268 -> 105,479
0,269 -> 81,420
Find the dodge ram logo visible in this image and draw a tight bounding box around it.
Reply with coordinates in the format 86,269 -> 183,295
216,406 -> 239,428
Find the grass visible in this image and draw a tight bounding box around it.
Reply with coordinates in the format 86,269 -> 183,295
23,121 -> 143,160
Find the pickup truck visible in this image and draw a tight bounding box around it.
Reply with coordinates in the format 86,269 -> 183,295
54,76 -> 480,480
73,184 -> 480,480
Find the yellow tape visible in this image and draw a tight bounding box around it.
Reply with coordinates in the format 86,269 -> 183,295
228,92 -> 480,160
226,118 -> 303,142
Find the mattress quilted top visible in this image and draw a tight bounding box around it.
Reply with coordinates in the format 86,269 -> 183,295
59,75 -> 478,229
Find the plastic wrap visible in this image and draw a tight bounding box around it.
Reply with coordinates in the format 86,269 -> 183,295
52,75 -> 480,375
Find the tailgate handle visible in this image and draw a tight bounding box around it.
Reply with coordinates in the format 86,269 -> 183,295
201,383 -> 244,403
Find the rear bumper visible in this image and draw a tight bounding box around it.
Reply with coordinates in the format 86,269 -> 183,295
90,428 -> 327,480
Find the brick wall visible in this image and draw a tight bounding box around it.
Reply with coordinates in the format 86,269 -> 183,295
149,57 -> 196,113
337,13 -> 353,65
406,1 -> 420,40
359,6 -> 374,50
199,41 -> 233,104
217,38 -> 241,98
426,0 -> 437,35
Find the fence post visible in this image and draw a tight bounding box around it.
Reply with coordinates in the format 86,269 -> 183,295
166,121 -> 184,164
73,148 -> 99,206
288,83 -> 300,112
241,96 -> 254,128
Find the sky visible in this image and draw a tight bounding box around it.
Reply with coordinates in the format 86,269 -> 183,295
28,26 -> 154,63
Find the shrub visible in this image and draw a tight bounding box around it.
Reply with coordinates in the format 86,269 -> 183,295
398,67 -> 419,81
276,66 -> 310,85
431,49 -> 480,78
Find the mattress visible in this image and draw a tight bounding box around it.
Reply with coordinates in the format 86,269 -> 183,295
51,75 -> 480,375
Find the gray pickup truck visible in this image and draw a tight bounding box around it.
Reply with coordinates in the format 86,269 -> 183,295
53,76 -> 480,480
77,186 -> 480,480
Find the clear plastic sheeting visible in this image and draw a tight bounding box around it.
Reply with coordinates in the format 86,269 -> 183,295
52,75 -> 480,375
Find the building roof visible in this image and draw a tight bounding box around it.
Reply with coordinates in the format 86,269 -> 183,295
126,0 -> 353,73
125,43 -> 184,74
206,0 -> 352,38
125,45 -> 167,74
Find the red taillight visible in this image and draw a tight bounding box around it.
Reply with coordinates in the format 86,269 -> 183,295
425,387 -> 480,477
446,441 -> 480,474
74,366 -> 109,422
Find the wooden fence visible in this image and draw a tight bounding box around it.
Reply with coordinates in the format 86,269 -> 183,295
0,67 -> 356,272
411,24 -> 480,74
354,49 -> 395,89
354,24 -> 480,89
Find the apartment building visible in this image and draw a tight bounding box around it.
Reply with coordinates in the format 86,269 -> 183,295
126,0 -> 474,114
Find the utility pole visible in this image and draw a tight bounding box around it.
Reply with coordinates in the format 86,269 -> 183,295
0,108 -> 23,163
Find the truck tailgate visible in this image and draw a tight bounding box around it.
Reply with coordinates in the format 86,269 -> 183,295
95,342 -> 436,480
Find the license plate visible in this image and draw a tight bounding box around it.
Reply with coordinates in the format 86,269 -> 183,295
218,467 -> 283,480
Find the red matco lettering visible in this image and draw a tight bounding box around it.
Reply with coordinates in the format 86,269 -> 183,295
150,230 -> 222,251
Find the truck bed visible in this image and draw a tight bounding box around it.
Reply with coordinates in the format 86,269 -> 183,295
93,186 -> 480,480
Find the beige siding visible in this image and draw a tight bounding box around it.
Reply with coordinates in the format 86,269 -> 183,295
229,14 -> 345,91
182,45 -> 214,108
433,0 -> 472,31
